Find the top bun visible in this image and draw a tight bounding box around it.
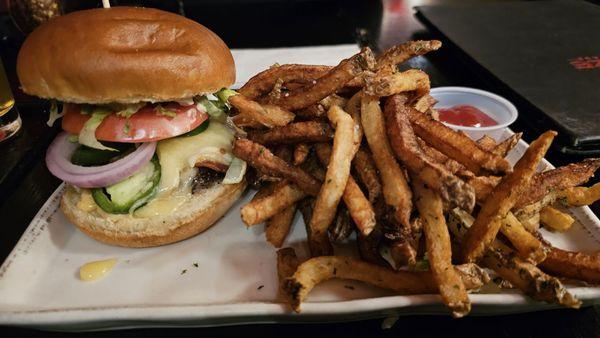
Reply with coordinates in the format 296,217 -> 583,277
17,7 -> 235,104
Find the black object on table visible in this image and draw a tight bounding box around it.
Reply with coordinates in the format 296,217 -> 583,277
415,0 -> 600,155
0,1 -> 599,337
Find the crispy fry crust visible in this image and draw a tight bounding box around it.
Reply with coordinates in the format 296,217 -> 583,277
352,147 -> 382,203
462,131 -> 556,263
383,95 -> 475,211
514,158 -> 600,209
482,242 -> 581,308
277,248 -> 301,301
468,175 -> 502,204
413,94 -> 438,113
407,107 -> 511,175
248,121 -> 333,145
476,135 -> 497,152
239,64 -> 331,99
293,143 -> 311,165
365,69 -> 430,97
298,198 -> 333,257
540,206 -> 575,232
500,212 -> 547,263
309,107 -> 357,246
540,246 -> 600,283
241,181 -> 306,226
559,182 -> 600,207
283,256 -> 488,313
233,139 -> 321,196
266,204 -> 297,248
361,95 -> 413,226
413,178 -> 471,318
493,133 -> 522,157
329,206 -> 353,243
229,94 -> 295,128
273,48 -> 376,111
376,40 -> 442,71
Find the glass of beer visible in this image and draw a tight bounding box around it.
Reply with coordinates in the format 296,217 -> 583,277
0,58 -> 21,143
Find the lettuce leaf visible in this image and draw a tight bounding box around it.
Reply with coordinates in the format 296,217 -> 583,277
78,110 -> 117,151
46,101 -> 64,127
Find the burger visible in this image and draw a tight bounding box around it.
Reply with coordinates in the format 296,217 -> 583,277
16,7 -> 246,247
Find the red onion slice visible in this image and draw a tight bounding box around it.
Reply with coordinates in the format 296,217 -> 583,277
46,132 -> 156,188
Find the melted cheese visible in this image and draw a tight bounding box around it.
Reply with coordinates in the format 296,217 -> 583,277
155,121 -> 234,195
134,121 -> 234,218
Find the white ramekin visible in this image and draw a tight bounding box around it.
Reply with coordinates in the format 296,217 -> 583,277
429,87 -> 518,141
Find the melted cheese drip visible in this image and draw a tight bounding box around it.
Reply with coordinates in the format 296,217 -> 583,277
79,258 -> 117,281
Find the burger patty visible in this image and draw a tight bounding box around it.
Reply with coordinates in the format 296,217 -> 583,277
193,167 -> 225,193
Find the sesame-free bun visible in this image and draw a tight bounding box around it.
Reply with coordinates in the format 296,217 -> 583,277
17,7 -> 235,104
60,180 -> 246,248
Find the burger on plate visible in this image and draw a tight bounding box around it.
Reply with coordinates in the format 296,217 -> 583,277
16,6 -> 246,247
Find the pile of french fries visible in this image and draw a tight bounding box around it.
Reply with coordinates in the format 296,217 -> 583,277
226,40 -> 600,317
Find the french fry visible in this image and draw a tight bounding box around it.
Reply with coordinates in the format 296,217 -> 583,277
239,64 -> 331,99
315,143 -> 377,236
293,143 -> 311,166
309,106 -> 357,248
514,158 -> 600,209
416,137 -> 466,175
277,248 -> 301,301
345,91 -> 364,148
357,228 -> 388,266
448,209 -> 580,308
500,212 -> 547,263
467,175 -> 502,204
540,246 -> 600,283
329,205 -> 353,243
383,95 -> 475,211
540,206 -> 575,232
273,48 -> 376,111
295,104 -> 326,119
559,182 -> 600,207
231,113 -> 266,129
298,198 -> 333,257
361,95 -> 413,226
266,204 -> 297,248
241,180 -> 306,226
247,121 -> 333,145
413,94 -> 437,113
475,135 -> 497,151
352,147 -> 382,203
233,139 -> 321,196
412,178 -> 471,318
462,131 -> 556,263
406,107 -> 511,175
229,94 -> 295,128
376,40 -> 442,72
482,241 -> 581,309
320,94 -> 348,110
365,69 -> 430,97
283,256 -> 488,313
493,133 -> 522,157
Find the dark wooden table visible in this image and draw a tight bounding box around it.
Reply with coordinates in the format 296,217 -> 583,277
1,0 -> 599,337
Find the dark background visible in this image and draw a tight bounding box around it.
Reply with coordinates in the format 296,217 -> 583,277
1,0 -> 599,337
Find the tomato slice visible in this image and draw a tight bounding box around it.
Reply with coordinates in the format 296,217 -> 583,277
62,103 -> 208,143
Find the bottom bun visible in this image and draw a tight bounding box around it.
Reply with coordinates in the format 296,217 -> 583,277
60,180 -> 246,248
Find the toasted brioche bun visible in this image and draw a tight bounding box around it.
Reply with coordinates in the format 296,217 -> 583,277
60,180 -> 246,247
17,7 -> 235,104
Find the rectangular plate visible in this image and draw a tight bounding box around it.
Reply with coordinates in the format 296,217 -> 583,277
1,45 -> 600,330
1,128 -> 600,331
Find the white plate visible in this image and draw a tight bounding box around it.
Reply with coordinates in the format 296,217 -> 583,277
1,128 -> 600,331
